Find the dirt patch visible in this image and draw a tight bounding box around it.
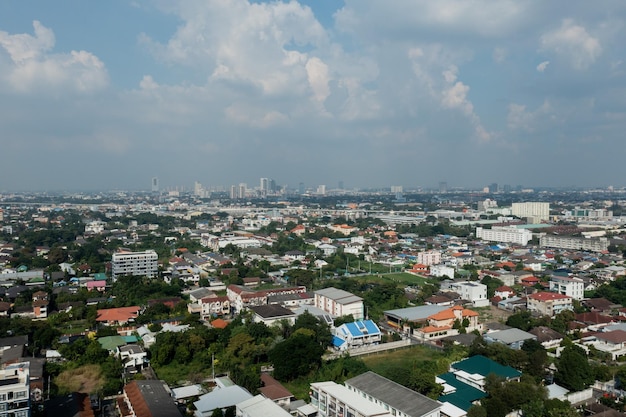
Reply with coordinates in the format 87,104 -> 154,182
55,364 -> 105,394
478,305 -> 513,324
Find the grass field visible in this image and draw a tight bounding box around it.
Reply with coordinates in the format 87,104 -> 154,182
357,272 -> 435,286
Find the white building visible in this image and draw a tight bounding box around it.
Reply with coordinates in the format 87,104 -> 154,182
314,287 -> 364,320
85,221 -> 106,234
111,250 -> 159,280
430,265 -> 455,279
549,276 -> 585,301
310,381 -> 393,417
0,362 -> 30,417
540,235 -> 609,253
511,202 -> 550,222
237,394 -> 292,417
475,226 -> 532,246
446,281 -> 489,307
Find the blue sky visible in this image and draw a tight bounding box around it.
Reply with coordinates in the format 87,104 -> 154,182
0,0 -> 625,191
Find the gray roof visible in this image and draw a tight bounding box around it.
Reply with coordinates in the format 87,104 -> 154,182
315,287 -> 363,304
345,371 -> 441,417
250,304 -> 296,319
485,328 -> 536,345
135,380 -> 183,417
384,305 -> 448,322
194,385 -> 253,415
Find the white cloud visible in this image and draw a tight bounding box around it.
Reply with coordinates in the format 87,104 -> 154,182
0,21 -> 108,93
507,101 -> 553,132
536,60 -> 550,72
540,19 -> 602,70
336,0 -> 530,39
305,57 -> 331,103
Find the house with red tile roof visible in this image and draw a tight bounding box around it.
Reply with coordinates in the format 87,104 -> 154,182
96,306 -> 141,326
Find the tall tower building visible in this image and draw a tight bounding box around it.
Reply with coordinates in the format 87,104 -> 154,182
260,178 -> 269,194
151,177 -> 159,192
439,182 -> 447,193
238,183 -> 247,199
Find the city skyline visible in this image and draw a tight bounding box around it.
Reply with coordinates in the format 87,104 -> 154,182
1,1 -> 626,191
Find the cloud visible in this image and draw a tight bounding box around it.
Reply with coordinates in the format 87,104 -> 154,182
507,101 -> 553,132
335,0 -> 530,39
540,19 -> 602,70
536,60 -> 550,72
0,21 -> 108,93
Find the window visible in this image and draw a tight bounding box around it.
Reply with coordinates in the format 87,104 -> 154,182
14,391 -> 26,399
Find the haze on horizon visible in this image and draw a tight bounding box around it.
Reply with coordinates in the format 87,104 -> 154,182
0,1 -> 625,192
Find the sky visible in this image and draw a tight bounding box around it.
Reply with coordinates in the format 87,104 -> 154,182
1,1 -> 625,192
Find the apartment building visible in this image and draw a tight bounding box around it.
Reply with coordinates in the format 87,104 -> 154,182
314,287 -> 364,320
511,202 -> 549,222
0,362 -> 30,417
540,235 -> 609,253
444,281 -> 489,307
345,372 -> 441,417
111,250 -> 158,280
416,251 -> 442,266
475,226 -> 533,246
549,276 -> 585,301
527,292 -> 573,317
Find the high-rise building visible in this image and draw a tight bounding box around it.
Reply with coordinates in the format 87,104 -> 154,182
194,181 -> 203,197
298,182 -> 305,194
391,185 -> 403,193
317,185 -> 326,195
439,181 -> 447,193
488,183 -> 499,193
230,185 -> 237,199
338,180 -> 344,190
260,178 -> 269,194
511,202 -> 550,222
151,177 -> 159,192
238,183 -> 247,199
112,250 -> 159,280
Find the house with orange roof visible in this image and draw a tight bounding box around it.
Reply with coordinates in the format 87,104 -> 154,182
330,224 -> 358,236
290,224 -> 306,236
408,263 -> 428,275
96,306 -> 141,326
416,306 -> 481,340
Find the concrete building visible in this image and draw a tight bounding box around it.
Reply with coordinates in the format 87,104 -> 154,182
345,372 -> 441,417
550,276 -> 585,301
0,362 -> 30,417
310,381 -> 393,417
527,292 -> 573,317
430,265 -> 455,279
444,281 -> 489,307
111,250 -> 158,280
511,202 -> 549,222
540,235 -> 609,253
332,320 -> 382,351
416,251 -> 442,266
475,226 -> 532,246
314,287 -> 364,320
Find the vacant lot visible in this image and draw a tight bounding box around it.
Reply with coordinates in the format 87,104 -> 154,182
55,364 -> 105,394
359,272 -> 435,286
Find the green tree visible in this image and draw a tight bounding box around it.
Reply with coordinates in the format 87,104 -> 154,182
269,332 -> 325,381
555,345 -> 594,391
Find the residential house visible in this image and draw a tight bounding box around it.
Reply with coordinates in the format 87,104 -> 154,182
236,394 -> 292,417
483,328 -> 536,350
259,373 -> 294,408
527,292 -> 573,317
332,320 -> 382,351
117,344 -> 149,374
96,306 -> 141,326
442,281 -> 489,307
193,383 -> 253,417
250,305 -> 297,326
416,306 -> 481,340
118,380 -> 182,417
494,286 -> 515,299
86,280 -> 107,292
199,295 -> 231,319
528,326 -> 564,350
437,355 -> 521,412
32,291 -> 49,319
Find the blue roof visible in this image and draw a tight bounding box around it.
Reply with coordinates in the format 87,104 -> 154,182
341,320 -> 381,338
332,336 -> 346,347
452,355 -> 521,379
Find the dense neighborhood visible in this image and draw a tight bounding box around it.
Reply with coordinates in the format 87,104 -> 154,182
1,188 -> 626,416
